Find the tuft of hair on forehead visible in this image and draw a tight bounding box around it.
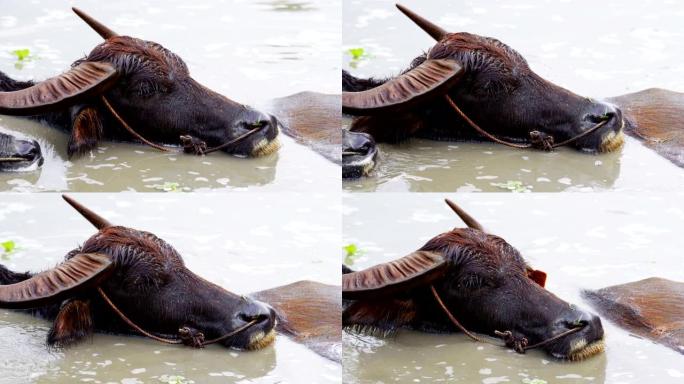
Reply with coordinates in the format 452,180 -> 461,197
420,228 -> 527,273
79,35 -> 189,78
427,32 -> 530,94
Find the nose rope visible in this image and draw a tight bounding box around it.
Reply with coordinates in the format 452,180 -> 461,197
430,285 -> 585,354
97,287 -> 257,348
101,96 -> 262,155
0,158 -> 24,162
444,95 -> 609,151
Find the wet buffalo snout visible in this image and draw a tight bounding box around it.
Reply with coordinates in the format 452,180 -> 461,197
14,139 -> 43,164
583,102 -> 622,133
233,298 -> 276,329
343,130 -> 376,156
555,309 -> 604,342
234,108 -> 279,142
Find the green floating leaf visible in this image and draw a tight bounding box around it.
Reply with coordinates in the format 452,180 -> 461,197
343,243 -> 364,266
523,379 -> 548,384
1,240 -> 16,253
491,180 -> 531,193
150,182 -> 190,193
347,48 -> 366,61
11,49 -> 31,61
158,375 -> 191,384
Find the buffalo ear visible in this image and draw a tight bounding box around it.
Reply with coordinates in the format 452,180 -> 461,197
68,106 -> 103,158
47,299 -> 93,348
342,59 -> 464,115
342,251 -> 446,300
527,268 -> 547,288
0,62 -> 117,116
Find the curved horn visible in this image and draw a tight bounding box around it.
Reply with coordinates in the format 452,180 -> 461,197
342,58 -> 463,115
444,199 -> 484,231
0,62 -> 118,116
395,4 -> 448,41
72,7 -> 118,39
342,251 -> 446,299
62,195 -> 112,230
0,253 -> 113,309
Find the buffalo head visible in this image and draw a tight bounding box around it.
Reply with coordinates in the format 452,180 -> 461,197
342,130 -> 377,178
0,195 -> 276,350
343,199 -> 604,361
342,4 -> 624,153
0,8 -> 279,158
0,131 -> 43,171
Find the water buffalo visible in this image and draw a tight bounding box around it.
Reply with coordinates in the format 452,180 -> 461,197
0,8 -> 279,159
0,195 -> 340,362
343,4 -> 625,154
583,277 -> 684,355
343,199 -> 605,361
607,88 -> 684,167
0,130 -> 42,171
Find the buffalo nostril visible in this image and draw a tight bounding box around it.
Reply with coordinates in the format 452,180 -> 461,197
238,312 -> 270,324
586,112 -> 615,124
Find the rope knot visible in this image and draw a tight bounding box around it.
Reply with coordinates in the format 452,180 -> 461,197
180,135 -> 208,155
495,330 -> 528,354
529,131 -> 555,151
178,327 -> 206,348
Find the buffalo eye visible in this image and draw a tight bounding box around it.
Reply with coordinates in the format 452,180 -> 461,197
456,273 -> 488,291
136,81 -> 168,98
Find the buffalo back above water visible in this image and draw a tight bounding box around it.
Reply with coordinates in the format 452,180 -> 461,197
583,277 -> 684,355
267,92 -> 341,164
608,88 -> 684,167
251,280 -> 342,363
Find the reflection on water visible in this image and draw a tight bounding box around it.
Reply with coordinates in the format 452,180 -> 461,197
0,0 -> 340,192
343,193 -> 684,383
343,0 -> 684,192
0,194 -> 341,384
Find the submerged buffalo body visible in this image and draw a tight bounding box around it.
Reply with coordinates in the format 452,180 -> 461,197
608,88 -> 684,167
0,130 -> 42,171
267,91 -> 341,164
0,8 -> 279,159
583,277 -> 684,355
267,92 -> 377,179
251,280 -> 341,362
0,196 -> 339,361
343,200 -> 605,361
343,5 -> 625,155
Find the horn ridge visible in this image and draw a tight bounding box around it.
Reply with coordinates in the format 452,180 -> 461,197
0,253 -> 113,309
342,250 -> 446,299
342,58 -> 463,115
62,194 -> 112,230
395,4 -> 448,41
0,62 -> 118,116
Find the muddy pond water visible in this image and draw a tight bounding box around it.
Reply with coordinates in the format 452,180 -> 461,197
342,0 -> 684,192
0,193 -> 341,384
0,0 -> 340,192
342,193 -> 684,383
